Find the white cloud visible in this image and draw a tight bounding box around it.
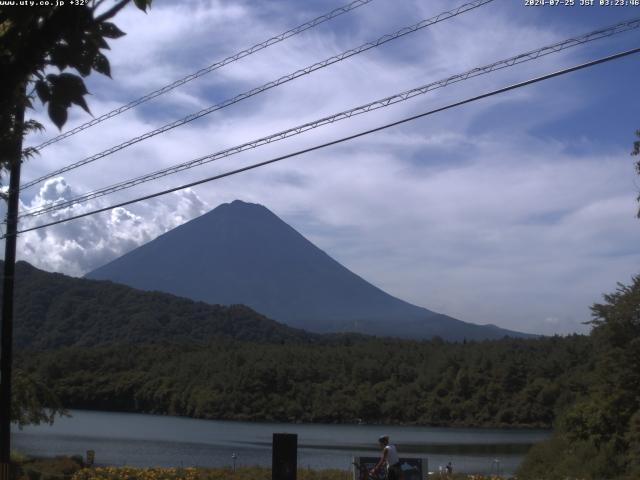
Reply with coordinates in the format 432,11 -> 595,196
9,179 -> 210,276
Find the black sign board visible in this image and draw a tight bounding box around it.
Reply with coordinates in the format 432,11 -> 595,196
273,433 -> 297,480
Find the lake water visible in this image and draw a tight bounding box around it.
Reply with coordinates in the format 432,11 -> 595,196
13,410 -> 550,476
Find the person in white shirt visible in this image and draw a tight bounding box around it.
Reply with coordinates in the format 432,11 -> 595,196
371,435 -> 402,480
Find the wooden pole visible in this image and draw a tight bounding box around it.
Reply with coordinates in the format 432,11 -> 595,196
0,86 -> 25,480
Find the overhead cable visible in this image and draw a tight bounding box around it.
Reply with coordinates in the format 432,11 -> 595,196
32,0 -> 376,150
21,0 -> 496,190
9,46 -> 640,238
19,17 -> 640,219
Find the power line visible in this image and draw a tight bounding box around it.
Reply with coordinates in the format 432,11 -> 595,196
21,15 -> 639,217
10,46 -> 640,238
19,17 -> 640,219
31,0 -> 375,151
21,0 -> 496,191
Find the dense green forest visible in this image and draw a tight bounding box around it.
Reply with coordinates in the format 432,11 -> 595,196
16,335 -> 591,428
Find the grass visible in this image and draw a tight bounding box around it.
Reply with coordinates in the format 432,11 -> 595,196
70,466 -> 509,480
12,454 -> 84,480
70,466 -> 351,480
11,456 -> 511,480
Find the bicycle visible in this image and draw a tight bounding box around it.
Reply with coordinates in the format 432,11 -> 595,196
353,461 -> 387,480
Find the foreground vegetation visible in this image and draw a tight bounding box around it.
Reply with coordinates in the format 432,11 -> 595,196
516,275 -> 640,480
70,466 -> 504,480
12,454 -> 84,480
10,456 -> 351,480
72,466 -> 351,480
9,456 -> 508,480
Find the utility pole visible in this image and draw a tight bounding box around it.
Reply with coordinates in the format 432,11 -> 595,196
0,86 -> 25,480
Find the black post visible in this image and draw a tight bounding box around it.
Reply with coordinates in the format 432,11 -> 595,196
272,433 -> 297,480
0,88 -> 25,480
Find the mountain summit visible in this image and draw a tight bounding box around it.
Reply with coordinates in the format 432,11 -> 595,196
86,200 -> 529,340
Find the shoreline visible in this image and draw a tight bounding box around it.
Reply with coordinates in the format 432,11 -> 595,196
46,407 -> 555,432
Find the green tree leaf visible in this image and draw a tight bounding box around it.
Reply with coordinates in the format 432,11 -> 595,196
47,102 -> 68,130
92,52 -> 111,78
99,21 -> 126,39
34,80 -> 51,103
133,0 -> 151,11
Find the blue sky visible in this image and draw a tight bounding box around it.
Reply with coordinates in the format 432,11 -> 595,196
5,0 -> 640,335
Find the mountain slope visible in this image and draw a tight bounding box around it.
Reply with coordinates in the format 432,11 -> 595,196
2,260 -> 316,350
86,200 -> 531,340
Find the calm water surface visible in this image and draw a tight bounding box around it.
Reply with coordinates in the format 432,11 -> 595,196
13,410 -> 550,475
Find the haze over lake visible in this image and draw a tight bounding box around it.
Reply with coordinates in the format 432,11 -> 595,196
13,410 -> 550,476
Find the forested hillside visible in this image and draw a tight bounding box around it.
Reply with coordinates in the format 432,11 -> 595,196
4,261 -> 318,348
16,335 -> 591,428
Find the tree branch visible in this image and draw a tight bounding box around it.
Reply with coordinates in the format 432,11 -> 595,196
95,0 -> 131,22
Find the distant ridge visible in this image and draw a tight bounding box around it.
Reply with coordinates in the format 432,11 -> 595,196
2,260 -> 316,350
86,200 -> 532,341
